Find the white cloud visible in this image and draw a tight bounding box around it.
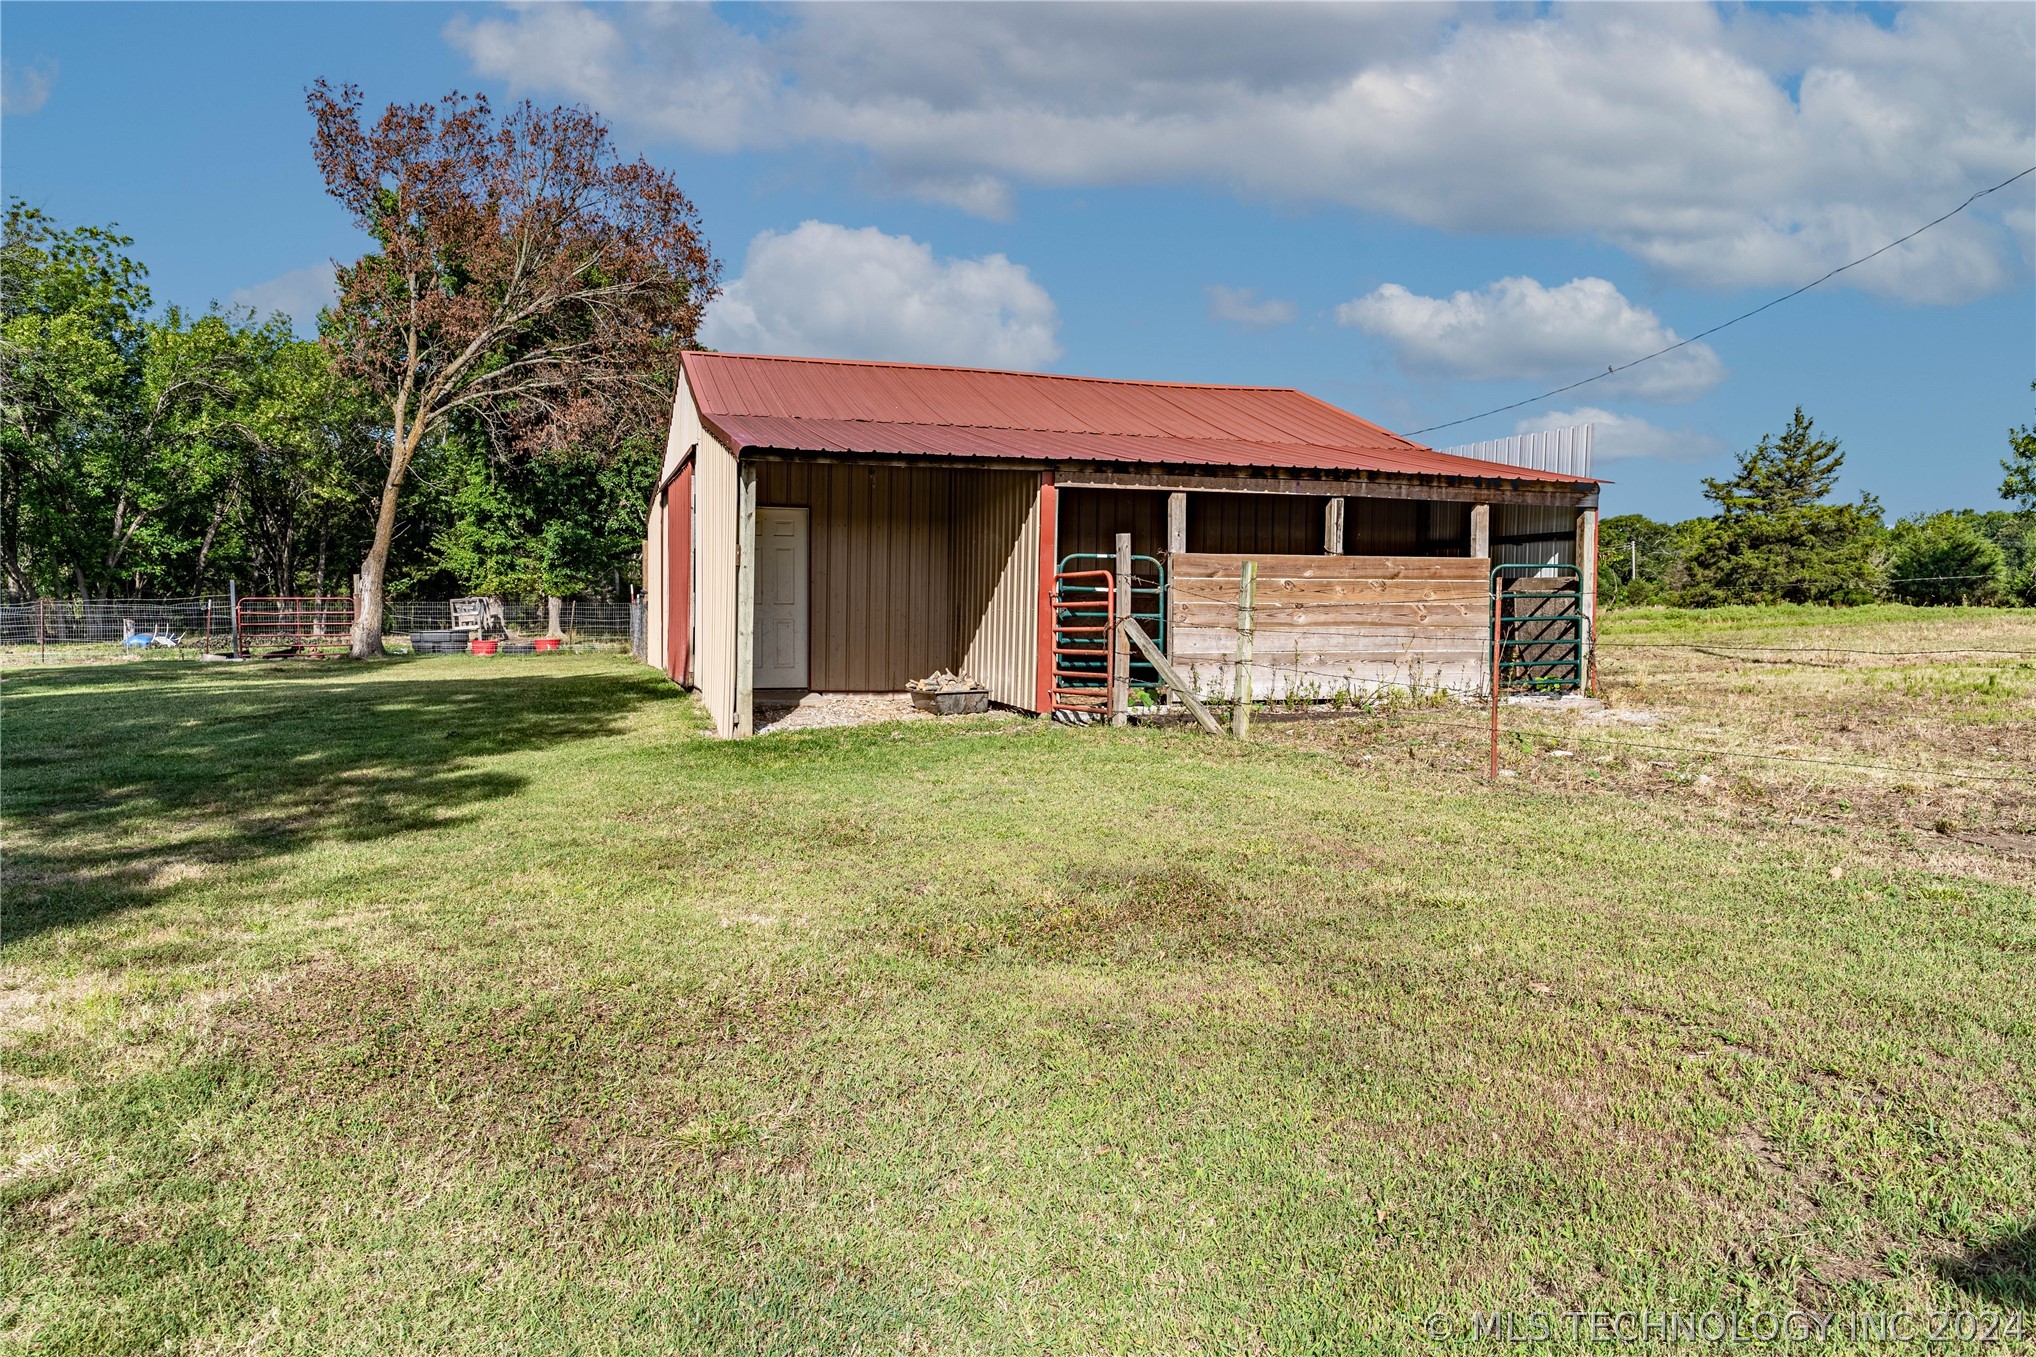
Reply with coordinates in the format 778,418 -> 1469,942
446,3 -> 2036,303
1206,286 -> 1297,332
2,59 -> 57,116
1515,407 -> 1724,464
227,263 -> 339,335
699,222 -> 1061,368
1337,276 -> 1726,403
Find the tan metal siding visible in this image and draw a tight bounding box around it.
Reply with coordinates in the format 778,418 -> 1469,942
754,460 -> 957,691
694,431 -> 740,736
643,494 -> 664,668
954,470 -> 1041,710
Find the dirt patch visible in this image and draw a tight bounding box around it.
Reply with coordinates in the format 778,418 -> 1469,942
882,861 -> 1288,964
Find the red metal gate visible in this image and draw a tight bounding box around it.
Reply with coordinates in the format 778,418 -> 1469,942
1046,569 -> 1115,714
236,596 -> 355,657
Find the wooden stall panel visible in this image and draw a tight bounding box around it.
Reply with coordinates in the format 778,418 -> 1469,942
1169,552 -> 1492,701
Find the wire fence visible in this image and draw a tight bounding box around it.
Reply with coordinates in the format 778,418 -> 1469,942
0,595 -> 638,663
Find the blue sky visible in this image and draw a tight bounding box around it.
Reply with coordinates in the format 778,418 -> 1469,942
4,1 -> 2032,521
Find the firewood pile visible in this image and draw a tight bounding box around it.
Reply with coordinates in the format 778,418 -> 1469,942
906,669 -> 986,694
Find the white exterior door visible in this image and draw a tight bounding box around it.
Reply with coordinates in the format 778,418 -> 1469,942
754,507 -> 810,688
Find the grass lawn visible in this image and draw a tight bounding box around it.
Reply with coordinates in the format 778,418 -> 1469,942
3,607 -> 2032,1353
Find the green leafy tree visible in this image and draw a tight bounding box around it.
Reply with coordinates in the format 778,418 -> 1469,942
2004,383 -> 2036,603
1885,513 -> 2007,605
2002,381 -> 2036,515
0,203 -> 152,595
1594,512 -> 1708,605
1,204 -> 380,598
1681,408 -> 1883,605
418,429 -> 658,610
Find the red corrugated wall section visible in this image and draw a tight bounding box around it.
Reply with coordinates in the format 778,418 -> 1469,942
665,463 -> 693,684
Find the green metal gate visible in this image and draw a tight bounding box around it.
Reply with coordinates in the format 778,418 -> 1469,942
1054,553 -> 1168,701
1490,563 -> 1585,693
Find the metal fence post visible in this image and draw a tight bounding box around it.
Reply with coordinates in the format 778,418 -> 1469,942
228,580 -> 240,658
1231,559 -> 1255,741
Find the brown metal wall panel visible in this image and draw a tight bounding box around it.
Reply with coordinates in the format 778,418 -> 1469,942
754,460 -> 956,691
1056,487 -> 1167,569
1187,492 -> 1325,554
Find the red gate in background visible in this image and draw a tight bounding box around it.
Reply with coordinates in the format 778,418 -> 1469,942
235,596 -> 354,657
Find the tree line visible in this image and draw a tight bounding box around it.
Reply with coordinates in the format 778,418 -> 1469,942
0,203 -> 672,610
3,81 -> 2030,642
1596,403 -> 2036,608
3,84 -> 718,660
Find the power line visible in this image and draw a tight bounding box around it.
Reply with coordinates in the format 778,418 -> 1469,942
1406,165 -> 2036,438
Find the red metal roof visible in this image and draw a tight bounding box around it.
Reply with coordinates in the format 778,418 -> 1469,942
680,352 -> 1598,484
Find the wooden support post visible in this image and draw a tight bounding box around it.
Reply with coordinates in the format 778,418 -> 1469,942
1121,617 -> 1221,736
1576,506 -> 1598,694
1166,491 -> 1187,556
1111,532 -> 1132,727
1231,559 -> 1255,741
734,463 -> 757,738
1469,502 -> 1490,561
1324,497 -> 1345,554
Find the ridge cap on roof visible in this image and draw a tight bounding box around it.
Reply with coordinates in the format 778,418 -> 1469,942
682,348 -> 1305,396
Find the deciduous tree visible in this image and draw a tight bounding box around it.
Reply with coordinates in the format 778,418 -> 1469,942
307,82 -> 717,657
2004,381 -> 2036,515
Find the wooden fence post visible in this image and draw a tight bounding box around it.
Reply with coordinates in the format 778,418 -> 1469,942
1231,559 -> 1255,741
1111,532 -> 1132,727
1489,573 -> 1501,780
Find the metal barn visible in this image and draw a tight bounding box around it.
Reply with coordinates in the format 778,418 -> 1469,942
643,352 -> 1600,738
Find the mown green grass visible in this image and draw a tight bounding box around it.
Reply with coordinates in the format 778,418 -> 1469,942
2,640 -> 2031,1354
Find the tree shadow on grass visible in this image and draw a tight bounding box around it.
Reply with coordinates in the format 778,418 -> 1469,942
1939,1220 -> 2036,1311
2,658 -> 679,943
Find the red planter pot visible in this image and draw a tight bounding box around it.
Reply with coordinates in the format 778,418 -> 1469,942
533,637 -> 560,653
469,639 -> 498,656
